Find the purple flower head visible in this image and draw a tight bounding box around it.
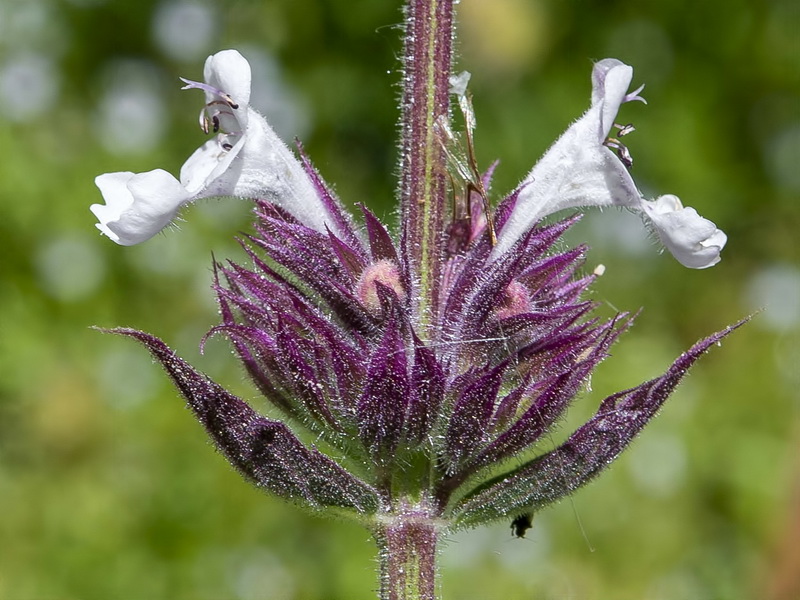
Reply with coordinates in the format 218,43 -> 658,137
94,49 -> 737,534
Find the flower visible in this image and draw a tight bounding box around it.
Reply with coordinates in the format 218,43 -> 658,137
493,58 -> 726,269
91,49 -> 344,245
95,46 -> 740,588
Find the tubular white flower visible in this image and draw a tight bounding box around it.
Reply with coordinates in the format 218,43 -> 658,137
91,49 -> 336,246
492,58 -> 725,269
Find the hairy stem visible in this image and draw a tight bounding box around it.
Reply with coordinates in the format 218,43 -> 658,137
375,500 -> 441,600
399,0 -> 454,332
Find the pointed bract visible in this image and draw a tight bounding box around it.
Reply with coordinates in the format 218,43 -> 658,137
452,322 -> 744,527
404,335 -> 446,443
357,300 -> 410,456
443,362 -> 506,474
109,328 -> 380,513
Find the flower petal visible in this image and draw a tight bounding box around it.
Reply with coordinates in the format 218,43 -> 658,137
91,170 -> 191,245
203,49 -> 252,108
222,108 -> 341,234
591,59 -> 642,139
93,49 -> 349,245
179,137 -> 243,196
641,195 -> 727,268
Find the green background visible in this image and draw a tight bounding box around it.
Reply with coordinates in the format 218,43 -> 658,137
1,0 -> 798,598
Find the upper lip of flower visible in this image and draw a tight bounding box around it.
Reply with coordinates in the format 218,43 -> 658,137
491,58 -> 725,269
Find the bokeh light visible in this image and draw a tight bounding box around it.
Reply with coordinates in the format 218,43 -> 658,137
152,0 -> 218,63
96,59 -> 167,155
745,263 -> 800,332
35,234 -> 106,302
0,52 -> 60,122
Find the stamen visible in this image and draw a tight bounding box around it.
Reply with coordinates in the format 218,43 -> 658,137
616,144 -> 633,167
198,109 -> 210,134
221,93 -> 239,110
605,138 -> 633,168
615,123 -> 636,137
195,103 -> 239,136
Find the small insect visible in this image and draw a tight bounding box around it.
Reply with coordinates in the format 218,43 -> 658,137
436,77 -> 497,250
510,513 -> 533,539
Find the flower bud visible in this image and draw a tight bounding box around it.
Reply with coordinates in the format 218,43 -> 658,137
355,259 -> 406,315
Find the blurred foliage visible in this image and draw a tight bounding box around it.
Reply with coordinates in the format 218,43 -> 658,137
1,0 -> 798,598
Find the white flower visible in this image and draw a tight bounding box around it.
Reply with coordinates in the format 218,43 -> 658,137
493,58 -> 726,269
91,49 -> 336,246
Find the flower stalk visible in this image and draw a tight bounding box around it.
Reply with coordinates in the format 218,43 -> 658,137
399,0 -> 454,326
376,501 -> 440,600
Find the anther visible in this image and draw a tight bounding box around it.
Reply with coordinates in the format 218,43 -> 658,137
616,144 -> 633,168
212,115 -> 220,133
615,123 -> 636,137
605,138 -> 633,168
222,93 -> 239,109
199,111 -> 210,134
